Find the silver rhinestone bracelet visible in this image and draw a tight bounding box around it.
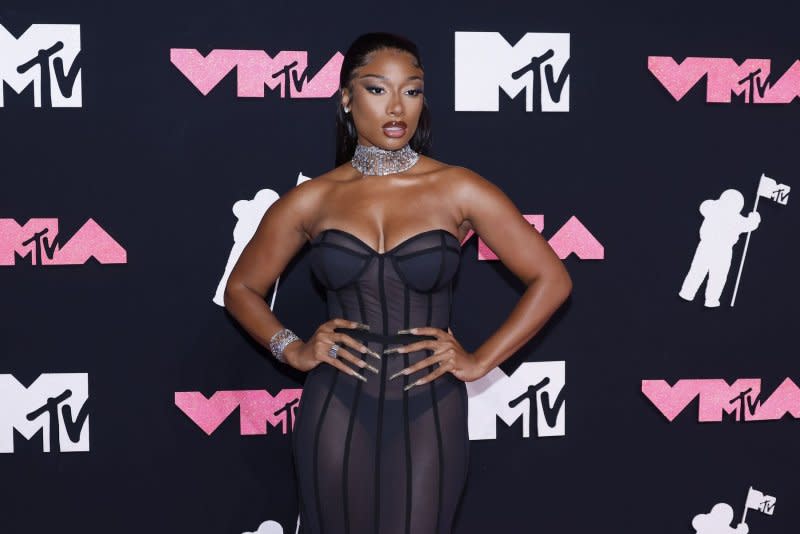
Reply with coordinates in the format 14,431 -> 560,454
269,328 -> 301,363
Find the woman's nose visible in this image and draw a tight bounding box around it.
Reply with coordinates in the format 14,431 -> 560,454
387,92 -> 403,115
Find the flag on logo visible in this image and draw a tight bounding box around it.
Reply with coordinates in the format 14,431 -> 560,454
757,174 -> 790,205
745,487 -> 776,515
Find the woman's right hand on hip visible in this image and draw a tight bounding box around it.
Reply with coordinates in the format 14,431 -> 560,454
283,318 -> 380,379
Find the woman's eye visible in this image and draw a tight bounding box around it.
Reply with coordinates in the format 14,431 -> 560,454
365,86 -> 423,96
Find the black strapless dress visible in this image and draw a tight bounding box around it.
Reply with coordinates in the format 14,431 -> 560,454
291,228 -> 470,534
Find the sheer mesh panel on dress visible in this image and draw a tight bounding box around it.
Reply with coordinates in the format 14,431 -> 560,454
294,227 -> 469,533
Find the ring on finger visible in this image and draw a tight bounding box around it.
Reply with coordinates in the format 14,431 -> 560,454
329,342 -> 340,359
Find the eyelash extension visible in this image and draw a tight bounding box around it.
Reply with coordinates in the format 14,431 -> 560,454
366,86 -> 424,96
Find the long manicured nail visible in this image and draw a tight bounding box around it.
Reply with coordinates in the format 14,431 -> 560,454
354,322 -> 370,331
396,328 -> 415,334
364,348 -> 382,360
355,360 -> 379,374
389,368 -> 408,381
350,369 -> 367,382
382,347 -> 401,355
404,379 -> 422,392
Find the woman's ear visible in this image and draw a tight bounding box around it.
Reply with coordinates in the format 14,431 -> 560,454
340,87 -> 351,112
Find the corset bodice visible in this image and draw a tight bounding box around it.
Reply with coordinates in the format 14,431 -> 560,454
309,228 -> 462,334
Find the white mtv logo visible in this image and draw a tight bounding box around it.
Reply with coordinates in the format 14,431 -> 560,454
0,373 -> 90,452
466,361 -> 565,440
455,31 -> 570,112
0,24 -> 82,107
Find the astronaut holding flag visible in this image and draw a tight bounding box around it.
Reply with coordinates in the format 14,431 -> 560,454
691,487 -> 775,534
679,172 -> 790,308
730,173 -> 790,306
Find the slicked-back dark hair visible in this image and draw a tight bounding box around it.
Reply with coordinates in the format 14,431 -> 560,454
335,32 -> 432,167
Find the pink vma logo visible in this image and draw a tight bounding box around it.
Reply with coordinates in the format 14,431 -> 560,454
175,389 -> 302,435
642,378 -> 800,422
0,218 -> 126,266
649,57 -> 800,104
170,49 -> 343,98
469,215 -> 604,260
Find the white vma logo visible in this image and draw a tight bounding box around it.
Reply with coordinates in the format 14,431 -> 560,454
0,24 -> 82,108
454,31 -> 570,112
692,486 -> 776,534
466,361 -> 565,440
679,173 -> 790,308
0,373 -> 90,453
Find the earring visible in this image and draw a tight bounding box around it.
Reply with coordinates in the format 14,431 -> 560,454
344,106 -> 350,113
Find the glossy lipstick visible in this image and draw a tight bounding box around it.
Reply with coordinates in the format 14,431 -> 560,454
382,120 -> 407,138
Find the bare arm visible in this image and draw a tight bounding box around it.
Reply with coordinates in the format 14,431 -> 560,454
454,168 -> 573,375
223,179 -> 378,375
223,180 -> 319,351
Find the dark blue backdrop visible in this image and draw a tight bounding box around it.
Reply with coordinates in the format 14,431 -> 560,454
2,1 -> 798,533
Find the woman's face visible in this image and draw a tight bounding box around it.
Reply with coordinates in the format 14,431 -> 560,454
342,48 -> 425,150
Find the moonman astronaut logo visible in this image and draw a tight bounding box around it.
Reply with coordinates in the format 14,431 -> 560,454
692,487 -> 775,534
0,24 -> 82,107
678,174 -> 789,308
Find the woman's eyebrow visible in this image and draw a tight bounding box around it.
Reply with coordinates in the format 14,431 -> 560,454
357,74 -> 424,81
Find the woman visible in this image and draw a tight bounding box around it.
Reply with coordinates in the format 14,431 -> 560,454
224,32 -> 572,534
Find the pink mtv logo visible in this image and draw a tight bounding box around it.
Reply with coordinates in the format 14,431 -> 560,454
170,49 -> 343,98
642,378 -> 800,422
0,218 -> 126,266
175,389 -> 302,435
648,56 -> 800,104
465,215 -> 604,260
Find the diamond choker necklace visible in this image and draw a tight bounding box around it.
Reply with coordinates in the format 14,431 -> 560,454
351,143 -> 420,176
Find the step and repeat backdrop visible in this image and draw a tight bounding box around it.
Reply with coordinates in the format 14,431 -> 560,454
2,1 -> 798,533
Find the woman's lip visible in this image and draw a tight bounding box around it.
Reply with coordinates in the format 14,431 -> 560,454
382,126 -> 406,138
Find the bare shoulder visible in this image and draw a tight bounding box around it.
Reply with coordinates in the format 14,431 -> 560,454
412,158 -> 502,233
442,164 -> 496,191
413,155 -> 490,189
268,167 -> 342,235
429,161 -> 507,207
438,163 -> 521,232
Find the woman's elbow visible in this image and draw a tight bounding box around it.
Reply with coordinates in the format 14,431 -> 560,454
561,272 -> 573,299
223,280 -> 246,310
525,266 -> 572,301
553,268 -> 573,302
